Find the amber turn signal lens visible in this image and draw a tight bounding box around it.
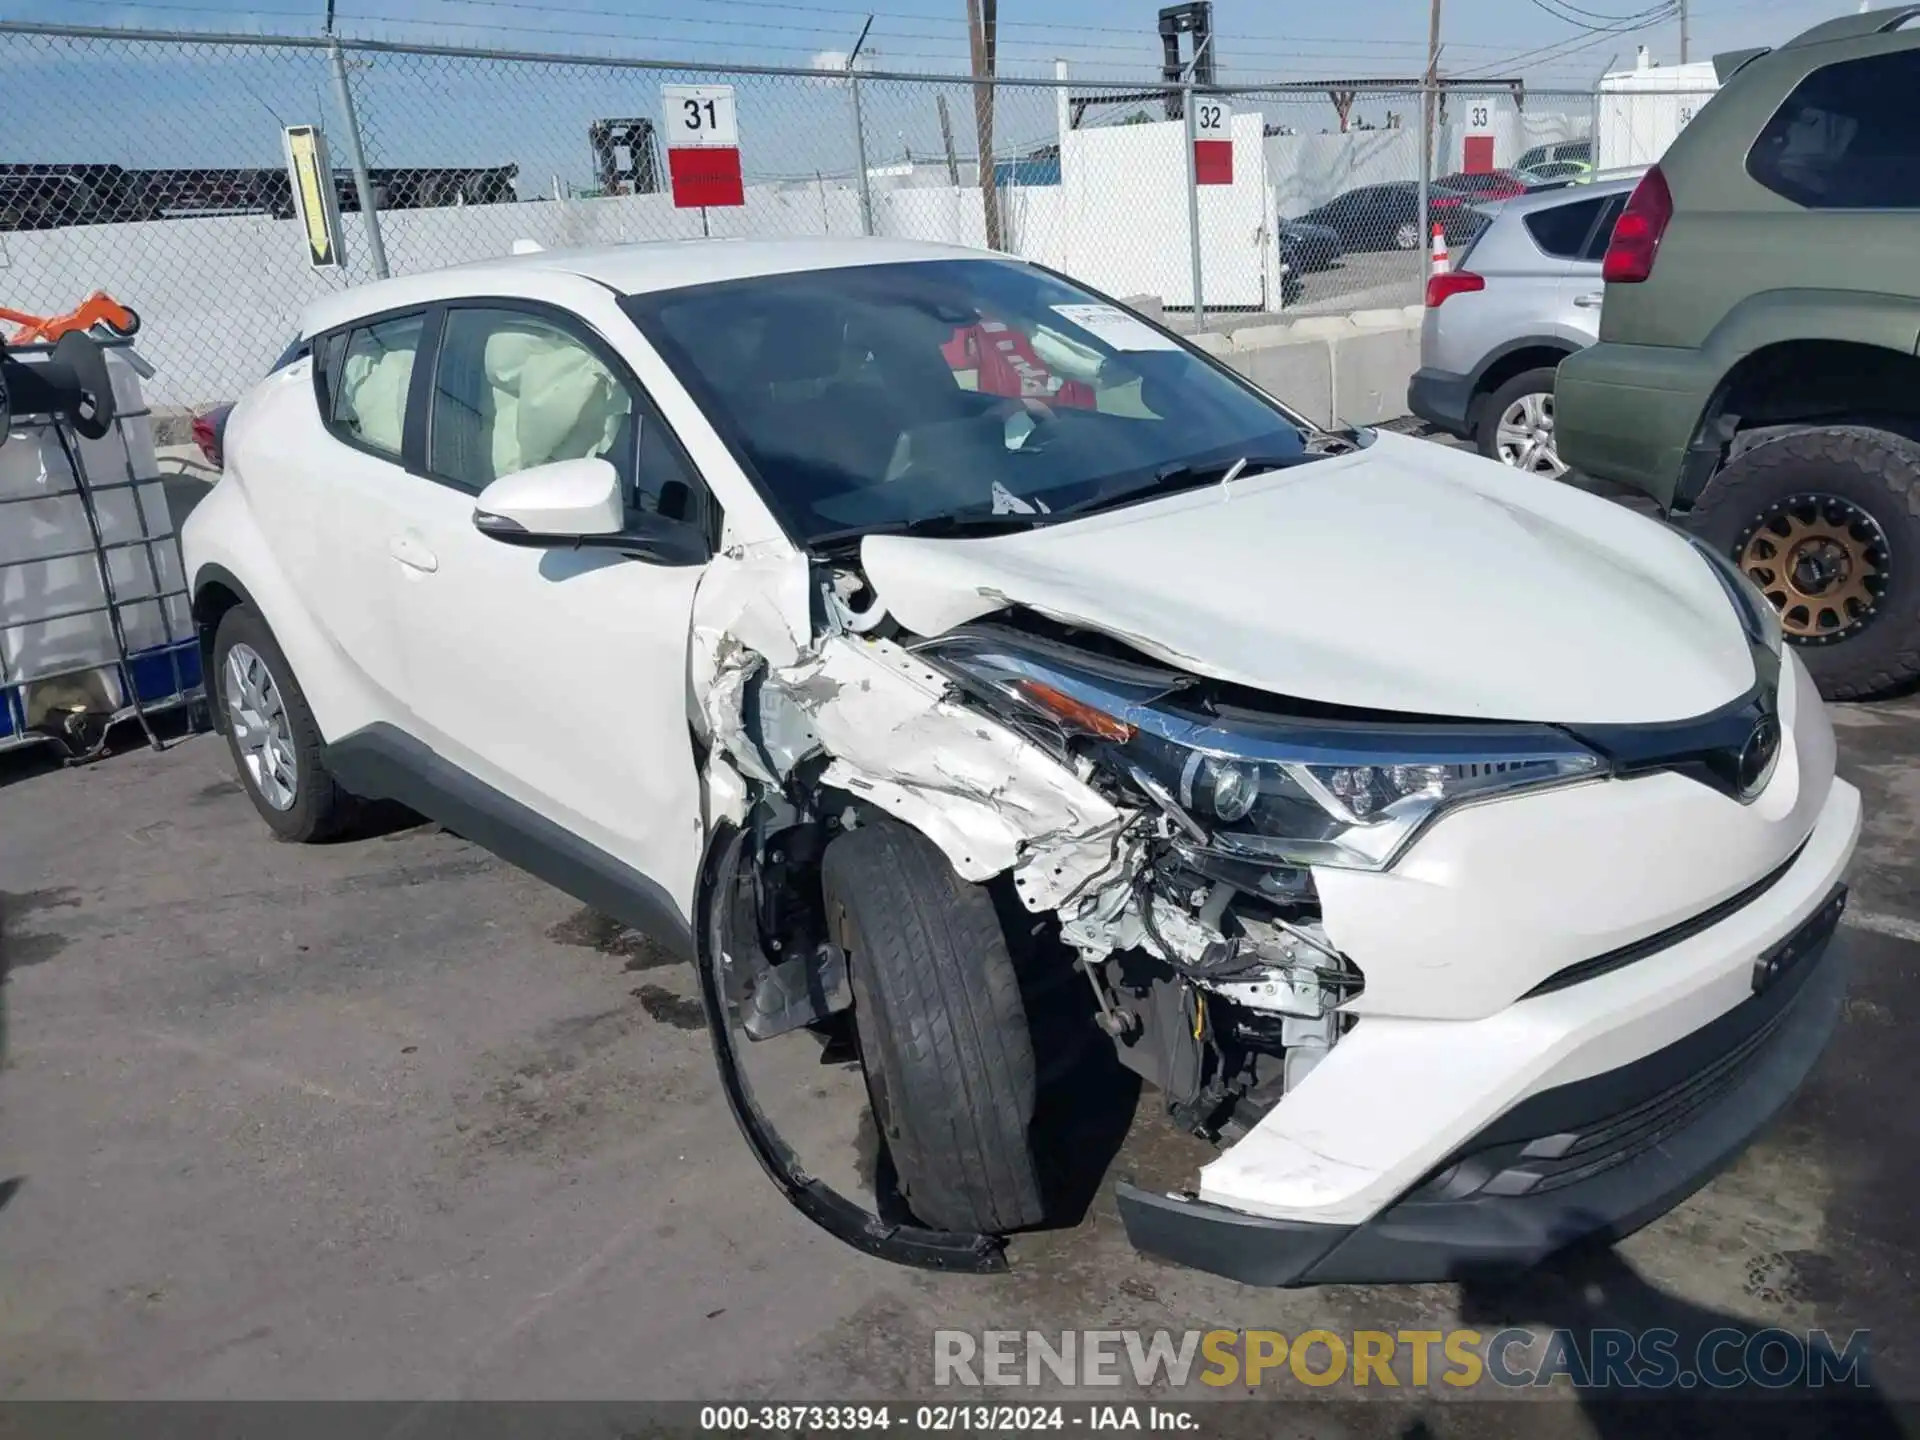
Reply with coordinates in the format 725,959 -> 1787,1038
1014,679 -> 1135,742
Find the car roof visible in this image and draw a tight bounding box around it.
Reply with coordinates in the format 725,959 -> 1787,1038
1479,171 -> 1643,219
298,235 -> 987,338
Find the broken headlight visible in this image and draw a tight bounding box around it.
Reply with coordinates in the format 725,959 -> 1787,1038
922,631 -> 1604,872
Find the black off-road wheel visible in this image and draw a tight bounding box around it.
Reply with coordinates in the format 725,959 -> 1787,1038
1687,426 -> 1920,701
821,819 -> 1046,1234
212,606 -> 358,842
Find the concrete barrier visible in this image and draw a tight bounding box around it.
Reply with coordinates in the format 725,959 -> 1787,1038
1202,304 -> 1422,429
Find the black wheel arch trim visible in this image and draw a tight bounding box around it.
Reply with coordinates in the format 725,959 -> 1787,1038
1466,335 -> 1579,397
190,561 -> 263,699
692,820 -> 1009,1273
324,721 -> 695,960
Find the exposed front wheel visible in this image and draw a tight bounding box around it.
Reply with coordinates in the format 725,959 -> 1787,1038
821,819 -> 1045,1234
1686,425 -> 1920,700
213,606 -> 358,841
1478,367 -> 1567,478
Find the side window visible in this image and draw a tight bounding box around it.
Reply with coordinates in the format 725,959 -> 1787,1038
427,307 -> 634,494
1747,50 -> 1920,209
1523,195 -> 1606,259
1581,194 -> 1629,261
328,314 -> 424,458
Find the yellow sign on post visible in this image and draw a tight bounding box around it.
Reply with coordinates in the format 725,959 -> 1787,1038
282,124 -> 345,270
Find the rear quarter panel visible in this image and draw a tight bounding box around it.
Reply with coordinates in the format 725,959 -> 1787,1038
181,371 -> 393,746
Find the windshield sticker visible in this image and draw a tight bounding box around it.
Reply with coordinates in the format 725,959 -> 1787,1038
1049,303 -> 1183,352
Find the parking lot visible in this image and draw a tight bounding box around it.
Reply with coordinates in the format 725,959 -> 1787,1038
3,456 -> 1919,1431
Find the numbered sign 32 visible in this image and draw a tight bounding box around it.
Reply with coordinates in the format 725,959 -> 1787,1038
662,83 -> 744,207
1192,96 -> 1232,186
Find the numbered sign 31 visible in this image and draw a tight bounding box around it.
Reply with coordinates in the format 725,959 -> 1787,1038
1192,97 -> 1232,186
663,83 -> 744,208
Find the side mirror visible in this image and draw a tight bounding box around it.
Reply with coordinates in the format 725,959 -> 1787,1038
472,456 -> 708,567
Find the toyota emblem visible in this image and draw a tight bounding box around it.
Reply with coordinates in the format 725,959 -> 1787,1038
1737,715 -> 1782,799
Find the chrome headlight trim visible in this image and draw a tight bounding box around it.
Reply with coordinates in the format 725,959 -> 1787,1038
919,630 -> 1606,872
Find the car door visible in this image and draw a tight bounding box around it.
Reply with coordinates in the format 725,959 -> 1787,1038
378,299 -> 715,922
245,311 -> 427,717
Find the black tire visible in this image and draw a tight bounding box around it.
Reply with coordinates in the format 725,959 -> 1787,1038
1686,426 -> 1920,702
212,605 -> 357,842
821,819 -> 1045,1233
1475,366 -> 1561,472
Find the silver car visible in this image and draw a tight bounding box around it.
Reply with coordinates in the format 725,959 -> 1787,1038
1406,176 -> 1638,477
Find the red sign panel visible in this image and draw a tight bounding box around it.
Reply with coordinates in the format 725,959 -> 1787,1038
1463,135 -> 1495,174
668,146 -> 744,208
1193,138 -> 1233,186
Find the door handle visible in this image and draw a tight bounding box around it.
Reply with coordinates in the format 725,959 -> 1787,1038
388,535 -> 438,573
1573,292 -> 1603,308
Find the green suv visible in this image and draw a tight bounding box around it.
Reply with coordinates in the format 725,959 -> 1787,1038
1556,7 -> 1920,699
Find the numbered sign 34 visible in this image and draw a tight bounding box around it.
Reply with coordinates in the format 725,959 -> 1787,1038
1193,96 -> 1232,186
663,83 -> 744,208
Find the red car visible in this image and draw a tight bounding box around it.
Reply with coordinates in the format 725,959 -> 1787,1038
1436,169 -> 1529,200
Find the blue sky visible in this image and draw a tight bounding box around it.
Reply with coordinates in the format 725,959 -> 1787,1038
1,0 -> 1863,82
0,0 -> 1867,185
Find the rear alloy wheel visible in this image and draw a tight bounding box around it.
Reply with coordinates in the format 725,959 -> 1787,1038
1687,425 -> 1920,701
1737,494 -> 1888,643
213,605 -> 358,841
1393,220 -> 1421,251
1479,367 -> 1567,479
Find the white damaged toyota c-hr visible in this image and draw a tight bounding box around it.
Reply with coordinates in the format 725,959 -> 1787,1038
183,238 -> 1858,1284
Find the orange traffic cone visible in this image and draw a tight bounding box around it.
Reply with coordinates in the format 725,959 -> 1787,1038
1430,223 -> 1450,276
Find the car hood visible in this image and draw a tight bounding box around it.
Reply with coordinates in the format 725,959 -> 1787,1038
859,432 -> 1756,725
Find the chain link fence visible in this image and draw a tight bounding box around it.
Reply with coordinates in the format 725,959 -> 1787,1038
0,21 -> 1718,415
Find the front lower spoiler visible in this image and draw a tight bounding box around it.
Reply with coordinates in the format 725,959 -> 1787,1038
694,823 -> 1008,1274
1118,888 -> 1851,1287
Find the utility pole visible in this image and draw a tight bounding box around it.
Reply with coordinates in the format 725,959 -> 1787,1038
1419,0 -> 1441,270
1679,0 -> 1690,63
966,0 -> 1002,250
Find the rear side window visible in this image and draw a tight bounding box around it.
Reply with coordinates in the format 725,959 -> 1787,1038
1581,194 -> 1628,261
327,314 -> 425,458
1523,195 -> 1606,258
1747,50 -> 1920,208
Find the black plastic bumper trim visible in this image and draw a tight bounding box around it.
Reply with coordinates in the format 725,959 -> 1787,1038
1525,837 -> 1809,997
1118,905 -> 1849,1288
1406,366 -> 1475,436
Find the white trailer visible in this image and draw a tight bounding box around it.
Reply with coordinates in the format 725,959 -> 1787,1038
1595,50 -> 1721,171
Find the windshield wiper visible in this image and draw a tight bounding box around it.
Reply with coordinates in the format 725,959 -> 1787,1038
808,511 -> 1050,550
1054,453 -> 1303,519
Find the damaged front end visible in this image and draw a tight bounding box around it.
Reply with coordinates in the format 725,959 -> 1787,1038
687,545 -> 1596,1270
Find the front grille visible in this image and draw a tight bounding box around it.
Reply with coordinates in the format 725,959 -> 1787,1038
1525,837 -> 1808,998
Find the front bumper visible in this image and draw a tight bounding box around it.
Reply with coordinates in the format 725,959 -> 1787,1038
1119,885 -> 1850,1285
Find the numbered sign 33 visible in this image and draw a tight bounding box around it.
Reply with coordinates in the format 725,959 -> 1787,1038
1193,97 -> 1232,185
663,83 -> 744,207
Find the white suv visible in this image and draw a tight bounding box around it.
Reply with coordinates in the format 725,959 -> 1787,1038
184,238 -> 1859,1285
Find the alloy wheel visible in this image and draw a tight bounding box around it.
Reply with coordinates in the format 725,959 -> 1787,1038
1394,221 -> 1420,250
224,642 -> 299,810
1494,391 -> 1567,478
1736,493 -> 1889,643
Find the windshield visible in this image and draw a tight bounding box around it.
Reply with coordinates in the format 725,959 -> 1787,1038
620,259 -> 1309,548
